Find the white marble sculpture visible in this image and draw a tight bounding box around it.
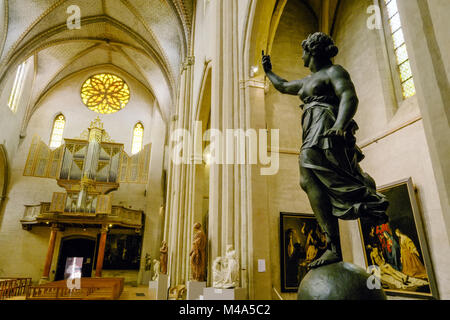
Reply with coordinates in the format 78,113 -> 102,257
212,245 -> 239,289
152,259 -> 160,281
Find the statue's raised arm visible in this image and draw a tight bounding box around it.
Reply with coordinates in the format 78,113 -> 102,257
262,50 -> 304,95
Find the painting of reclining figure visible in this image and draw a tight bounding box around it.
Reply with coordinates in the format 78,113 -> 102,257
359,178 -> 438,299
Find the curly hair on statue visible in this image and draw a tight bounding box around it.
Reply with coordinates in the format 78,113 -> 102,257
301,32 -> 339,59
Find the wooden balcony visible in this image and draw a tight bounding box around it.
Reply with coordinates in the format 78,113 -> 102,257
20,203 -> 143,231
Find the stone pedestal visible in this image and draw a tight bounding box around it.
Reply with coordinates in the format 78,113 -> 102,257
141,270 -> 152,285
187,281 -> 206,300
148,274 -> 169,300
202,287 -> 246,300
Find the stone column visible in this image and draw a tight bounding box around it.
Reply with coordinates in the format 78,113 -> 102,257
95,225 -> 108,277
166,56 -> 195,286
245,79 -> 273,299
320,0 -> 330,34
207,0 -> 249,291
41,224 -> 59,282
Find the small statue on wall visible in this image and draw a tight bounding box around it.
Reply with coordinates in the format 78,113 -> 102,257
190,222 -> 206,281
159,240 -> 168,275
152,259 -> 160,281
212,245 -> 239,289
144,253 -> 152,271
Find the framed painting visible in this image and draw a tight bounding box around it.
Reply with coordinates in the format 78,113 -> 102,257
280,212 -> 327,292
358,178 -> 438,299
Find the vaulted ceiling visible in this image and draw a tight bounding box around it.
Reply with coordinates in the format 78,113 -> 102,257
302,0 -> 340,34
0,0 -> 194,124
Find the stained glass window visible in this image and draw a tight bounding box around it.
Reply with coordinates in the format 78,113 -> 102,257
8,62 -> 27,112
384,0 -> 416,99
50,114 -> 66,149
131,123 -> 144,155
81,73 -> 130,114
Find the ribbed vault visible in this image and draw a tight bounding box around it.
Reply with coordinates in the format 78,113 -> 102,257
0,0 -> 194,126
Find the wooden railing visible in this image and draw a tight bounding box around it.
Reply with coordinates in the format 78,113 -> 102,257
26,277 -> 124,300
0,278 -> 32,299
21,203 -> 143,230
26,286 -> 114,300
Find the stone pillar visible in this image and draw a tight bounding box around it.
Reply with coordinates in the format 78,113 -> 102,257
320,0 -> 330,34
207,0 -> 249,292
41,224 -> 59,281
95,225 -> 108,277
166,56 -> 195,287
245,79 -> 273,299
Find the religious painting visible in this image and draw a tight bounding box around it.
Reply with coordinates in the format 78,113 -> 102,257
98,233 -> 142,270
280,213 -> 327,292
359,178 -> 438,299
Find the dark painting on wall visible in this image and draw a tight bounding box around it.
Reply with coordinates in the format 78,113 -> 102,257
359,178 -> 439,299
99,233 -> 142,270
280,213 -> 327,292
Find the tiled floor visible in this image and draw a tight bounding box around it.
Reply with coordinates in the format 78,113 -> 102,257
119,285 -> 150,300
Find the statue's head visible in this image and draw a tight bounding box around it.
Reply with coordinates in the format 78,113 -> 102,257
301,32 -> 338,67
194,222 -> 202,230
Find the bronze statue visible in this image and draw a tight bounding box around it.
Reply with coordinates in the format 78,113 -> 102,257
190,222 -> 206,281
159,240 -> 168,275
262,32 -> 389,268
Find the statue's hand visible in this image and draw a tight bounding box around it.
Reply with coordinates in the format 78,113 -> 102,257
262,51 -> 272,73
323,127 -> 345,138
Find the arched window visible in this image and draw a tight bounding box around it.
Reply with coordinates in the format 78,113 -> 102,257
383,0 -> 416,99
131,123 -> 144,155
8,62 -> 27,112
49,114 -> 66,149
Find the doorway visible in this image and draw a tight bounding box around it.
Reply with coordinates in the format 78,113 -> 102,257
55,237 -> 96,281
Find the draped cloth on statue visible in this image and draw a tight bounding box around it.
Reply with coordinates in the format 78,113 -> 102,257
299,96 -> 389,225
